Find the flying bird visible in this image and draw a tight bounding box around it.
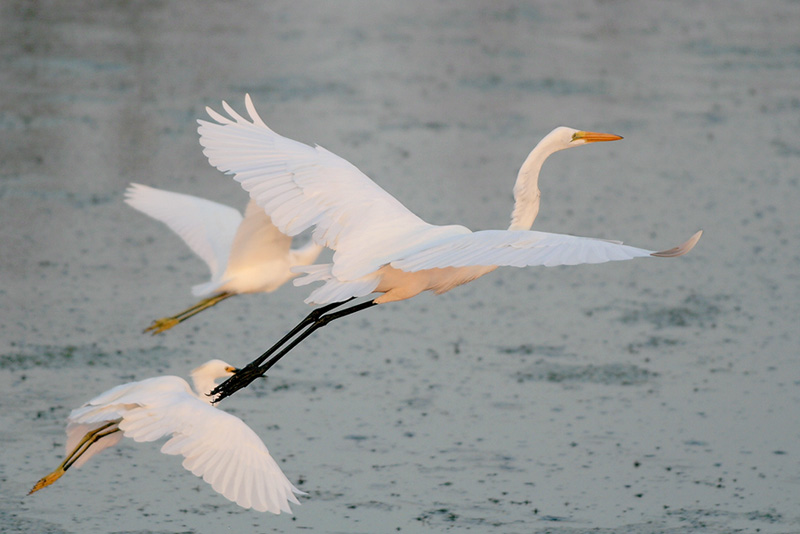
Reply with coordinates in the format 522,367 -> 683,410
125,184 -> 322,334
196,95 -> 702,400
29,359 -> 304,514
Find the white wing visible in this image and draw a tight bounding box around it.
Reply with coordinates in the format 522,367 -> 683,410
290,230 -> 670,305
198,95 -> 468,280
65,377 -> 167,469
224,199 -> 293,275
394,229 -> 704,270
391,230 -> 656,271
124,183 -> 243,284
70,376 -> 303,514
292,263 -> 383,304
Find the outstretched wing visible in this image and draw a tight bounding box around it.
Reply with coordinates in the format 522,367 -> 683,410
198,95 -> 458,280
119,388 -> 302,514
70,377 -> 302,514
125,183 -> 243,281
391,230 -> 703,271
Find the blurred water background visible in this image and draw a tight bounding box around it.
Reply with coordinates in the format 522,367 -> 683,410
1,1 -> 799,532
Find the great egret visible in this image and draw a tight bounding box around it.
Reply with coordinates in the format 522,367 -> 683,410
197,95 -> 702,400
125,183 -> 322,334
28,359 -> 304,514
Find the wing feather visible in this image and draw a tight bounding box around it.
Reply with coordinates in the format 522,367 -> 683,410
198,95 -> 444,280
124,184 -> 243,288
391,230 -> 655,271
292,263 -> 381,303
222,199 -> 294,280
154,398 -> 303,514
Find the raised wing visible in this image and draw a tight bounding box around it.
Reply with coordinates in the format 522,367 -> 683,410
198,95 -> 448,280
125,183 -> 242,280
391,230 -> 702,271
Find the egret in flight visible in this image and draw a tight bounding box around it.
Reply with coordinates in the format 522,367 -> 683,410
197,95 -> 702,400
125,183 -> 322,334
29,359 -> 304,514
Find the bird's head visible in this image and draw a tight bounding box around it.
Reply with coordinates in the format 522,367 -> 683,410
191,359 -> 238,400
510,126 -> 624,231
545,127 -> 623,150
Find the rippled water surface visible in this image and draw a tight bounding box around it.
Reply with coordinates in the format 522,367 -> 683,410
2,1 -> 799,532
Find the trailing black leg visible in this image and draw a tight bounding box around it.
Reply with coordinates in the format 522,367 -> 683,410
212,299 -> 377,402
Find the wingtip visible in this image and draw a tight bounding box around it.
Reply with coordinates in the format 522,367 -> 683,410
123,182 -> 147,202
651,230 -> 703,258
244,93 -> 268,128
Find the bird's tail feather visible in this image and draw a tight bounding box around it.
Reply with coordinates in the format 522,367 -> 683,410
293,264 -> 379,304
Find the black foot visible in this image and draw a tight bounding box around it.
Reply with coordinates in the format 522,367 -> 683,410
211,364 -> 265,402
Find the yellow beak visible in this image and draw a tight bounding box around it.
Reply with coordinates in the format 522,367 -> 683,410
572,131 -> 623,143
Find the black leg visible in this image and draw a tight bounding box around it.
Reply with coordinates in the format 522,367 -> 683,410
212,299 -> 377,402
243,298 -> 355,370
257,299 -> 377,374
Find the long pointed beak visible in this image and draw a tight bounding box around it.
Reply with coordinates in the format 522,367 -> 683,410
573,131 -> 623,143
226,366 -> 238,373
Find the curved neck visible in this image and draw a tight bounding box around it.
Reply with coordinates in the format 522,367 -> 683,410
508,133 -> 568,231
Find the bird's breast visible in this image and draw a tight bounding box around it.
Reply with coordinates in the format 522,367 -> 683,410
373,264 -> 496,304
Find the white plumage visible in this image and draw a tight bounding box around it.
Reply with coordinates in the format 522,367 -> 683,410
125,184 -> 322,332
30,360 -> 304,514
196,95 -> 701,306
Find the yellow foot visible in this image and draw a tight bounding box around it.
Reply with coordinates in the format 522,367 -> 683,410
143,317 -> 180,335
29,467 -> 65,495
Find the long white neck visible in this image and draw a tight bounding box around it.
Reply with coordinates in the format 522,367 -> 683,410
508,132 -> 571,231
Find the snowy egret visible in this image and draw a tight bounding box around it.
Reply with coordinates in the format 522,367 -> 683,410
197,95 -> 702,400
125,183 -> 322,334
28,359 -> 304,514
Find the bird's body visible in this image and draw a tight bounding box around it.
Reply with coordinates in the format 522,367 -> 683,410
125,184 -> 322,333
29,360 -> 303,514
374,263 -> 497,303
198,97 -> 701,307
197,95 -> 701,401
207,198 -> 321,295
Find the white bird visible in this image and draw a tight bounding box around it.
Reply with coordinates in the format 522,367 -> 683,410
196,95 -> 702,399
29,359 -> 304,514
125,184 -> 323,334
